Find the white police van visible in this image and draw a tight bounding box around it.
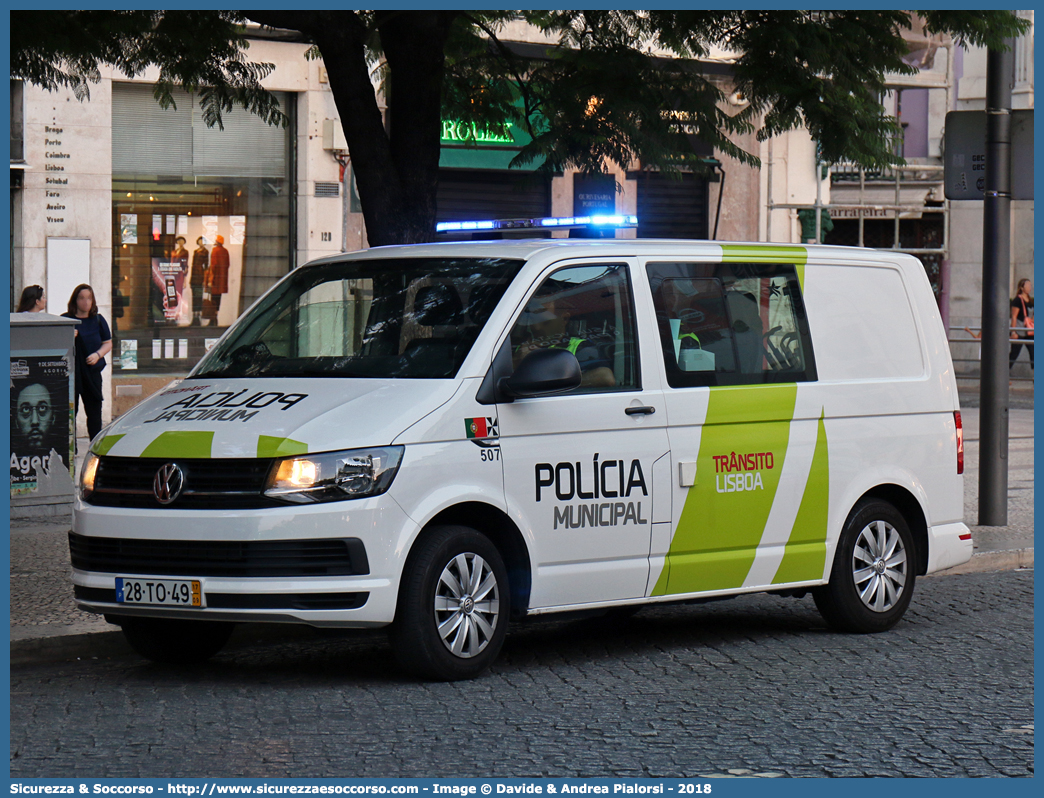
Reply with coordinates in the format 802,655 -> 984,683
73,240 -> 970,679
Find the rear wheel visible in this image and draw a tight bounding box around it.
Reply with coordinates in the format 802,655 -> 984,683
813,499 -> 916,633
391,525 -> 509,681
118,616 -> 235,664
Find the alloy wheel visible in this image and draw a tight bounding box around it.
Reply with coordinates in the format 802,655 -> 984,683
433,552 -> 501,658
852,519 -> 908,612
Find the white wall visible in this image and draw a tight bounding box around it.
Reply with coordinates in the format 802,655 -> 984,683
759,130 -> 825,244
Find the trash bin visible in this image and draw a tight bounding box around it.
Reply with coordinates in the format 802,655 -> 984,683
10,312 -> 79,517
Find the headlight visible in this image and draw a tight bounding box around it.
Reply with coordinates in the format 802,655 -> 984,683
79,452 -> 99,499
264,446 -> 404,504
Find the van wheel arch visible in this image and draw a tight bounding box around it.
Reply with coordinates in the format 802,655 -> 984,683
853,485 -> 929,576
414,502 -> 532,618
390,525 -> 509,679
814,497 -> 916,632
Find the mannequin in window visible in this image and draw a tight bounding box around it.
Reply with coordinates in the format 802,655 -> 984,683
189,236 -> 209,325
205,234 -> 230,322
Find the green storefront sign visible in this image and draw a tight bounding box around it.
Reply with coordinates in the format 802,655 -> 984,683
439,116 -> 542,171
441,120 -> 514,145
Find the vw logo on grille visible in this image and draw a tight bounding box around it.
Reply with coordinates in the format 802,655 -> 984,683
153,463 -> 185,505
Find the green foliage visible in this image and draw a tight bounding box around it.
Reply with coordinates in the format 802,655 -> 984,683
11,10 -> 287,130
508,10 -> 1028,172
13,9 -> 1030,169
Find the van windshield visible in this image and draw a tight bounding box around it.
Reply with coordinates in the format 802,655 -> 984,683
192,257 -> 524,379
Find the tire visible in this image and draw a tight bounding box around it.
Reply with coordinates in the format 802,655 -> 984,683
118,616 -> 235,664
813,499 -> 916,633
391,525 -> 510,681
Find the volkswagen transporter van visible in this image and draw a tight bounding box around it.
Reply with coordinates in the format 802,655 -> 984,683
71,240 -> 970,679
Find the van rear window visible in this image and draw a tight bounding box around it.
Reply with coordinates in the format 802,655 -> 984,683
646,261 -> 817,388
192,257 -> 523,379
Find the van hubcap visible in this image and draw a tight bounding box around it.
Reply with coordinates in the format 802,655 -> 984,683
433,552 -> 500,659
852,520 -> 907,612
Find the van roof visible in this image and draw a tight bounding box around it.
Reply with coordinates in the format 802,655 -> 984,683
304,239 -> 903,267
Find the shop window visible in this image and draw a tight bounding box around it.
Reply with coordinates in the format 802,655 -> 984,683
110,83 -> 294,374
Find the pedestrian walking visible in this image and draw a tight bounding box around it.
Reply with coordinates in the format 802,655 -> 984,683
1009,278 -> 1034,373
61,284 -> 112,443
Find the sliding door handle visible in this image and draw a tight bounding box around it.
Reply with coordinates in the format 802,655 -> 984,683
625,406 -> 656,416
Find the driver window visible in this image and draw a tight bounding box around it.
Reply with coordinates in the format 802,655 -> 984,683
508,263 -> 638,393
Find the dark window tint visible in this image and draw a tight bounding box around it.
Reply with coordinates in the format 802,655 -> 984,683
647,261 -> 816,388
508,264 -> 639,394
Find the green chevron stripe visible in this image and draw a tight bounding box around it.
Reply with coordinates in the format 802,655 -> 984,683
773,410 -> 829,584
257,435 -> 309,458
91,434 -> 125,456
653,383 -> 798,596
140,431 -> 214,459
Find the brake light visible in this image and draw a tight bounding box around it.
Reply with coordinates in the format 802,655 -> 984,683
954,411 -> 964,474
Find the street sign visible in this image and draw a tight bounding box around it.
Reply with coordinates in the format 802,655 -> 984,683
944,109 -> 1034,200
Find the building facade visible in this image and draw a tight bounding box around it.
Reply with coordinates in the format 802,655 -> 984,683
10,19 -> 1032,429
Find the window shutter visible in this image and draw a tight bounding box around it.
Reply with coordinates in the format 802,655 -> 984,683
112,83 -> 287,178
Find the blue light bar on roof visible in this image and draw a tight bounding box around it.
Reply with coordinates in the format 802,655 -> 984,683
436,215 -> 638,233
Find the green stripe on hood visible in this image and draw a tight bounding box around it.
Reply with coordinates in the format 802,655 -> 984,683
140,431 -> 215,459
91,434 -> 125,456
257,435 -> 309,458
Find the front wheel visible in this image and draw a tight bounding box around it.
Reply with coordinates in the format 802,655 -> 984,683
813,499 -> 916,633
391,526 -> 510,681
118,616 -> 235,664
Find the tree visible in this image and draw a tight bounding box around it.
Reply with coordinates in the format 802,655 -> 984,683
12,10 -> 1030,246
11,11 -> 285,127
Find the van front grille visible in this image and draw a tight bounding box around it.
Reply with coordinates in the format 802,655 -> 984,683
87,456 -> 274,509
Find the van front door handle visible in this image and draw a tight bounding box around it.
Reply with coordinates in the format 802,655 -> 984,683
625,406 -> 656,416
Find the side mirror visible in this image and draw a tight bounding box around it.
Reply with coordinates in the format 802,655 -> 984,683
498,348 -> 581,398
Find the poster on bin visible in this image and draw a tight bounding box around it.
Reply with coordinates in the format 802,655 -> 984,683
10,353 -> 74,496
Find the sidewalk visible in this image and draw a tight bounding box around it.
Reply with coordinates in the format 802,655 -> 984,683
10,406 -> 1034,665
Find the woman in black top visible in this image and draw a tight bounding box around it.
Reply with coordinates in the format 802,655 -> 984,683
1009,278 -> 1034,372
61,284 -> 112,442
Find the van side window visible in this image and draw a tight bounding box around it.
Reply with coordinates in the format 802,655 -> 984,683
508,263 -> 638,393
647,261 -> 817,387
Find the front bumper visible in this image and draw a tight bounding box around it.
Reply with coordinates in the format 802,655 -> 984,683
70,496 -> 415,627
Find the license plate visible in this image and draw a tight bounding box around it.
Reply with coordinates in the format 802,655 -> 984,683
115,577 -> 205,607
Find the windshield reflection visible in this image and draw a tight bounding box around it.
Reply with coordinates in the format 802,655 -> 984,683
192,257 -> 524,379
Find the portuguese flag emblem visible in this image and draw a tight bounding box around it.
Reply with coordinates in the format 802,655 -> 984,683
465,417 -> 498,439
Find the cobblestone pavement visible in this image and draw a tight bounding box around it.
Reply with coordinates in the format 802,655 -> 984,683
10,569 -> 1033,779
